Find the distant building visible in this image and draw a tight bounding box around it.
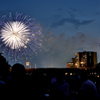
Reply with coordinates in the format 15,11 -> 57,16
66,58 -> 75,68
26,62 -> 30,66
66,62 -> 73,68
26,62 -> 31,68
67,51 -> 97,69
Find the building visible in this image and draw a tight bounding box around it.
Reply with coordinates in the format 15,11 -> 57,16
66,58 -> 75,68
67,51 -> 97,69
66,62 -> 73,68
75,51 -> 97,69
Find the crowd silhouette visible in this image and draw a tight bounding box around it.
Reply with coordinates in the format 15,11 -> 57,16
0,53 -> 100,100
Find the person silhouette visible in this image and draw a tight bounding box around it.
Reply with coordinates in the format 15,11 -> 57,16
7,63 -> 27,99
79,72 -> 100,100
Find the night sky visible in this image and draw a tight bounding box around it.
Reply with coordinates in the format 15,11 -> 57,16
0,0 -> 100,68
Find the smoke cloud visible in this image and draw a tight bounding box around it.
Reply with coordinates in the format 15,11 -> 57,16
50,18 -> 95,29
37,31 -> 99,68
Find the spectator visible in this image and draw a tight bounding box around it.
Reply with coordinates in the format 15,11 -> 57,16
7,63 -> 28,99
79,72 -> 100,100
49,88 -> 72,100
11,63 -> 26,81
49,75 -> 73,100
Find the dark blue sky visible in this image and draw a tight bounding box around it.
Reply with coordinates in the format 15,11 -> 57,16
0,0 -> 100,68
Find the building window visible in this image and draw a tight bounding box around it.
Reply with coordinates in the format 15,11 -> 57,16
85,55 -> 87,58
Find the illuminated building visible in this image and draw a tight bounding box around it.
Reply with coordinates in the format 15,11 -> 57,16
75,52 -> 80,68
66,58 -> 75,68
26,62 -> 30,66
67,51 -> 97,69
66,62 -> 73,68
75,51 -> 97,69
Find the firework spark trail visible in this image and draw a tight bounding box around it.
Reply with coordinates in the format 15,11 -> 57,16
0,12 -> 42,58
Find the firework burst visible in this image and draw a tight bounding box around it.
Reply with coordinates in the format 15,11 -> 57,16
0,12 -> 42,58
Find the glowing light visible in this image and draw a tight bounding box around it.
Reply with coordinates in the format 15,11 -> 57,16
70,73 -> 72,75
26,62 -> 30,66
0,12 -> 42,58
65,72 -> 68,75
80,62 -> 84,64
1,21 -> 29,49
75,63 -> 78,66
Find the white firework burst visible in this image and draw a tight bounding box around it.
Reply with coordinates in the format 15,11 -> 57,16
0,12 -> 42,57
1,21 -> 30,49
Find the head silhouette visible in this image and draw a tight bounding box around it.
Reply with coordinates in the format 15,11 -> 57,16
12,63 -> 26,80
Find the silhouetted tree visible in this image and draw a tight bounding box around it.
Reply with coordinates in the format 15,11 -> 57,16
0,53 -> 10,82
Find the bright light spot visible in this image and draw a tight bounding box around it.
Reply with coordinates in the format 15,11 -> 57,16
27,38 -> 30,41
24,45 -> 27,48
26,62 -> 30,66
80,62 -> 84,64
70,73 -> 72,75
65,72 -> 68,75
1,21 -> 30,49
0,12 -> 42,59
